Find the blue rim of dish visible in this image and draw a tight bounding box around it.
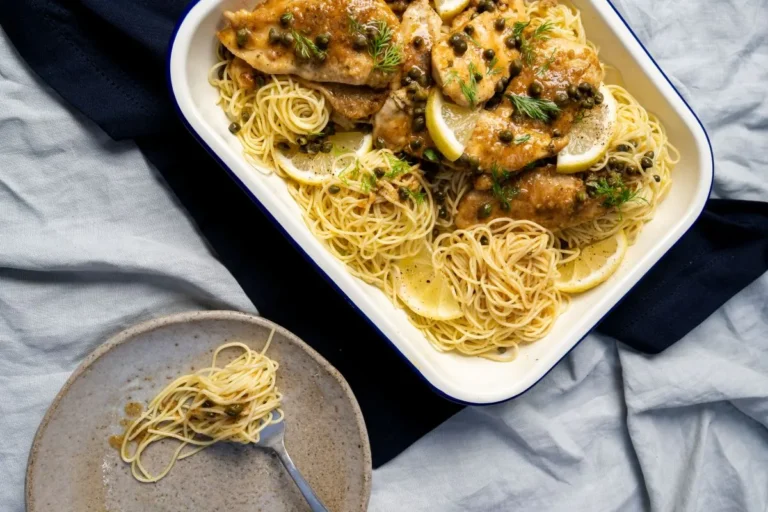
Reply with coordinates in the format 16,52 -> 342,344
166,0 -> 715,407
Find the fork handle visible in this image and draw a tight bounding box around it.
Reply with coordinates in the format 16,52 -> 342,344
272,441 -> 330,512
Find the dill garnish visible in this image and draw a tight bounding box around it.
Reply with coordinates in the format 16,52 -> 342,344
536,49 -> 557,76
361,172 -> 378,193
446,63 -> 480,107
486,56 -> 501,76
490,164 -> 519,209
513,20 -> 553,65
348,17 -> 403,74
384,153 -> 412,179
405,188 -> 427,204
505,94 -> 560,122
587,173 -> 648,209
291,30 -> 327,61
423,148 -> 441,162
514,134 -> 531,145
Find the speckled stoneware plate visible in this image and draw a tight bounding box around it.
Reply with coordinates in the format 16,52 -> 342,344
26,311 -> 372,512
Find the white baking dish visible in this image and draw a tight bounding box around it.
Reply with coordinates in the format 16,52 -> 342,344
168,0 -> 713,404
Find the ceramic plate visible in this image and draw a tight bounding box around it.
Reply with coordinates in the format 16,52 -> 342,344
26,311 -> 371,511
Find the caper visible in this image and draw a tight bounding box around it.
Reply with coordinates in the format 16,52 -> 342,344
401,75 -> 413,86
566,84 -> 580,99
468,156 -> 480,171
296,136 -> 308,146
641,156 -> 653,169
454,39 -> 468,55
578,82 -> 594,96
321,141 -> 333,153
474,72 -> 483,83
554,91 -> 570,106
449,33 -> 462,47
413,36 -> 424,48
236,28 -> 249,48
298,145 -> 308,153
499,130 -> 514,143
477,0 -> 490,12
398,187 -> 410,201
307,142 -> 321,154
408,66 -> 423,80
552,128 -> 562,138
352,33 -> 368,51
483,48 -> 496,61
477,202 -> 493,219
464,25 -> 475,36
268,28 -> 281,44
329,184 -> 341,194
509,59 -> 523,77
417,74 -> 429,87
495,80 -> 506,95
594,92 -> 604,105
374,136 -> 386,149
435,190 -> 446,203
497,346 -> 507,354
315,33 -> 331,50
608,156 -> 619,168
412,116 -> 426,132
225,404 -> 244,417
414,89 -> 429,102
645,151 -> 655,159
505,36 -> 516,49
616,144 -> 631,152
494,18 -> 505,31
282,32 -> 294,46
241,108 -> 253,122
484,1 -> 496,12
228,122 -> 241,134
410,139 -> 423,151
581,97 -> 595,109
374,167 -> 386,178
413,106 -> 426,116
653,174 -> 661,182
529,81 -> 543,97
480,235 -> 489,245
280,12 -> 294,27
438,206 -> 448,219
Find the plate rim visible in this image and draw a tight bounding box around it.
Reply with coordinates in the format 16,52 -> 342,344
25,310 -> 372,511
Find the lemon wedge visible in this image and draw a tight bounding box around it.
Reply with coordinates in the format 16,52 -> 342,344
555,230 -> 628,293
434,0 -> 470,21
426,89 -> 480,162
397,247 -> 463,321
274,132 -> 372,185
557,84 -> 618,174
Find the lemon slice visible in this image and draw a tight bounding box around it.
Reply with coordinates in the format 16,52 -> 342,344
557,84 -> 618,174
434,0 -> 470,21
426,89 -> 480,162
397,247 -> 463,321
555,230 -> 628,293
275,132 -> 372,185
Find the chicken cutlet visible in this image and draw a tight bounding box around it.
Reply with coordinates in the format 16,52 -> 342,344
218,0 -> 401,89
455,165 -> 608,229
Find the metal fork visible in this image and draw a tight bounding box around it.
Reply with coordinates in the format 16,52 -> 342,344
258,421 -> 329,512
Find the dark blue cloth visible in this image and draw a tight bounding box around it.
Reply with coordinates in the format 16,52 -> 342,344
2,0 -> 766,465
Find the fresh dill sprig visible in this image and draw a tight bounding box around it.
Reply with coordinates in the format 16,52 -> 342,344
513,20 -> 553,65
384,153 -> 412,179
444,62 -> 479,107
536,48 -> 557,76
291,30 -> 327,61
588,174 -> 648,208
490,164 -> 519,209
514,134 -> 531,145
350,19 -> 403,74
505,94 -> 560,122
486,56 -> 501,76
338,160 -> 361,187
361,171 -> 378,193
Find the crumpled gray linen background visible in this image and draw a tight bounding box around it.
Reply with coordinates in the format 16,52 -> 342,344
1,0 -> 767,510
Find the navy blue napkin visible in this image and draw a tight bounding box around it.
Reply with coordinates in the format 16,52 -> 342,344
2,0 -> 766,465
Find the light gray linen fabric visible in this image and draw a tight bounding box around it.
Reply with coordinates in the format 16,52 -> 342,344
1,0 -> 767,510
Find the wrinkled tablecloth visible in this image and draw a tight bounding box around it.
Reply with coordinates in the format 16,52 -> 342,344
1,0 -> 767,510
